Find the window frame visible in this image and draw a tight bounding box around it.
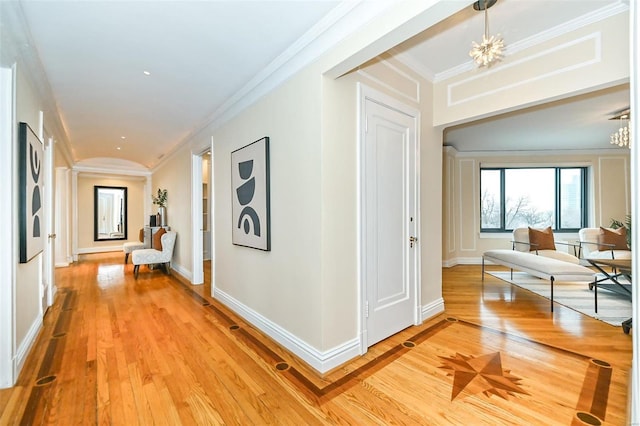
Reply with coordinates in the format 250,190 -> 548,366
479,166 -> 588,233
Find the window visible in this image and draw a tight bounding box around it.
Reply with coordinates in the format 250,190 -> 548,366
480,167 -> 587,232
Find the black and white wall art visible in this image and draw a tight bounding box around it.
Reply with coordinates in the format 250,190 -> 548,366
231,136 -> 270,251
19,122 -> 44,263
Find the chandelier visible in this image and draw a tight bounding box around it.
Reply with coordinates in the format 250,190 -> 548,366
609,109 -> 631,149
469,0 -> 505,67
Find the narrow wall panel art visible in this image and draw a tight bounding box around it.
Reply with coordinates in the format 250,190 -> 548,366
19,122 -> 44,263
231,136 -> 270,251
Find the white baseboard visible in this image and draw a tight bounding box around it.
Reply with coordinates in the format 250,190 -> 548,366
15,314 -> 43,383
421,298 -> 445,322
442,257 -> 483,267
171,263 -> 192,282
214,288 -> 360,374
55,261 -> 70,268
77,246 -> 123,254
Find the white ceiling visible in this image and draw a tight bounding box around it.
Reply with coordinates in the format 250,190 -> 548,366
16,0 -> 343,167
11,0 -> 631,168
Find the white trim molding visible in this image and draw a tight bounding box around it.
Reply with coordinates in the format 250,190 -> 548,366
356,58 -> 420,103
447,32 -> 602,107
0,64 -> 17,389
73,157 -> 150,177
77,246 -> 125,255
190,151 -> 204,285
214,288 -> 360,374
421,298 -> 445,323
14,316 -> 43,382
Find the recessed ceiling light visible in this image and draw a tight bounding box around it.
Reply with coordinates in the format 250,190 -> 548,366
121,136 -> 126,139
143,71 -> 151,76
116,147 -> 121,150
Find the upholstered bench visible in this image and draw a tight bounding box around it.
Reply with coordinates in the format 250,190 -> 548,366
482,249 -> 595,312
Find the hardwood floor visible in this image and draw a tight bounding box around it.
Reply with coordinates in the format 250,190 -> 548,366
0,255 -> 632,425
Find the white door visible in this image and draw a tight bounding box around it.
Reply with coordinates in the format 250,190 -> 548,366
42,134 -> 56,312
191,153 -> 204,285
363,95 -> 418,347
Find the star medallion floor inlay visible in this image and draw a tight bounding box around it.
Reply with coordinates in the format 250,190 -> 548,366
438,352 -> 529,401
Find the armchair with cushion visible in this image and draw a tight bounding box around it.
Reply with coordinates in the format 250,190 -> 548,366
578,227 -> 631,261
512,227 -> 580,264
122,228 -> 146,264
132,229 -> 176,279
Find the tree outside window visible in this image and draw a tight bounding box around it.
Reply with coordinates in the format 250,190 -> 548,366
480,167 -> 586,232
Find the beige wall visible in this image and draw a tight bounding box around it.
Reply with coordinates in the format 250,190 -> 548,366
442,149 -> 631,265
211,64 -> 324,347
152,49 -> 444,354
151,148 -> 192,275
76,175 -> 146,252
4,41 -> 70,383
14,68 -> 44,359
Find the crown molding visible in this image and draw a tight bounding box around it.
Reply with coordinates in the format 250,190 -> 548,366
1,1 -> 76,166
447,146 -> 631,158
163,1 -> 370,163
75,172 -> 147,181
73,157 -> 150,177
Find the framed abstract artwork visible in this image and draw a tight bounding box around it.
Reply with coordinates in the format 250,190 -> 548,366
231,136 -> 270,251
18,122 -> 44,263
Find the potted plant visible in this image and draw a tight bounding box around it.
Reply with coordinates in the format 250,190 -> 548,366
152,188 -> 168,226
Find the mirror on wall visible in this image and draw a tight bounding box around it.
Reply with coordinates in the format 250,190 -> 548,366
94,185 -> 128,241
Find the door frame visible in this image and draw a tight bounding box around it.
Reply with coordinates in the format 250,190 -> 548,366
0,64 -> 16,388
190,137 -> 214,286
357,83 -> 422,353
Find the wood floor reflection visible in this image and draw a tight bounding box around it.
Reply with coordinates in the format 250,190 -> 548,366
0,256 -> 632,425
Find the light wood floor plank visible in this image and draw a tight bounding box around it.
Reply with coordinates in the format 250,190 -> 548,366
0,256 -> 632,425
